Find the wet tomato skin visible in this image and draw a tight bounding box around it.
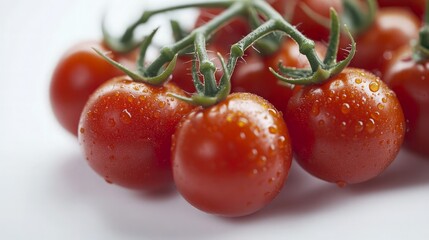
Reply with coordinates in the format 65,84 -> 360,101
346,8 -> 420,76
78,76 -> 194,190
231,39 -> 326,116
286,68 -> 405,184
50,41 -> 137,136
377,0 -> 425,19
383,47 -> 429,157
172,93 -> 292,217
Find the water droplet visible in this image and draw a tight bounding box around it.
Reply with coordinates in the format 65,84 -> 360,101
105,177 -> 113,184
251,148 -> 258,156
278,136 -> 286,146
269,144 -> 276,153
341,103 -> 351,114
237,117 -> 248,127
120,109 -> 132,124
377,103 -> 384,110
158,101 -> 166,108
268,108 -> 277,116
127,95 -> 134,103
79,128 -> 85,134
366,118 -> 376,133
340,121 -> 347,131
253,127 -> 260,136
355,78 -> 362,84
268,125 -> 278,134
336,181 -> 347,188
355,121 -> 364,133
369,81 -> 380,92
371,111 -> 380,120
240,132 -> 246,139
311,103 -> 320,116
253,169 -> 259,175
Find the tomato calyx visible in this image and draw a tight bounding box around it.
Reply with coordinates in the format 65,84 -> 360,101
413,2 -> 429,62
98,0 -> 357,106
270,8 -> 356,85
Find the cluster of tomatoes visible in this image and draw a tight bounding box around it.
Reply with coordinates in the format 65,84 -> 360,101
50,0 -> 428,217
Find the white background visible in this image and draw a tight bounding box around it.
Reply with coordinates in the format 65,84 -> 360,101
1,0 -> 429,239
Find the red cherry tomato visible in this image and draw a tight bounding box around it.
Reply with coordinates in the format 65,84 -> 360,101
345,8 -> 420,76
377,0 -> 425,19
78,76 -> 194,190
172,93 -> 292,217
231,38 -> 326,115
50,41 -> 138,136
383,47 -> 429,157
286,0 -> 343,42
286,68 -> 405,185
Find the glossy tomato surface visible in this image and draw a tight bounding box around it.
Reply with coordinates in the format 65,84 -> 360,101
383,47 -> 429,157
78,76 -> 193,190
347,8 -> 420,76
172,93 -> 292,217
286,68 -> 405,185
231,38 -> 326,116
50,41 -> 137,136
378,0 -> 425,19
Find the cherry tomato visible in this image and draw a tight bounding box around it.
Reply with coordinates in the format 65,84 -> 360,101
285,0 -> 343,42
78,76 -> 194,190
286,68 -> 405,185
50,41 -> 137,136
345,8 -> 420,76
383,47 -> 429,157
377,0 -> 425,19
231,38 -> 326,116
172,93 -> 292,217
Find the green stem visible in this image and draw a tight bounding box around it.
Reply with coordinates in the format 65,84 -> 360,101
420,0 -> 429,50
194,33 -> 218,96
104,0 -> 236,53
250,0 -> 323,72
145,1 -> 246,77
414,0 -> 429,61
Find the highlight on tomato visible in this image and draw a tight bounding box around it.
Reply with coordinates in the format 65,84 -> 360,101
285,68 -> 405,185
50,41 -> 137,136
78,76 -> 194,190
172,93 -> 292,217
